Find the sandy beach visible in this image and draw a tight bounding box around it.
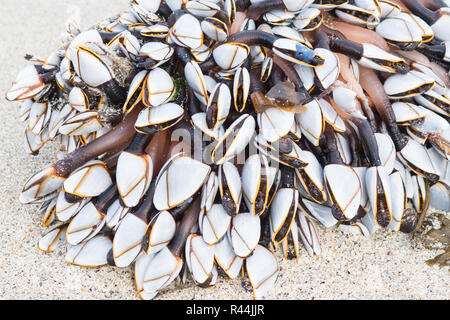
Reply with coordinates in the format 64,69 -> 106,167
0,0 -> 448,300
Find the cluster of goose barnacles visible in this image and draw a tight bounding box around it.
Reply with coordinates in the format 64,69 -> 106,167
6,0 -> 450,299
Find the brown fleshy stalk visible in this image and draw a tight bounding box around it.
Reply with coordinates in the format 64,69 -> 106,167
323,20 -> 390,52
168,196 -> 201,257
418,0 -> 447,11
401,0 -> 441,25
145,129 -> 171,180
53,103 -> 144,178
246,0 -> 284,20
358,67 -> 407,151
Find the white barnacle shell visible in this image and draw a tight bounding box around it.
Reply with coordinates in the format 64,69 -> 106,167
144,211 -> 176,255
186,0 -> 221,17
191,112 -> 223,140
123,70 -> 148,114
54,189 -> 82,222
201,204 -> 231,245
365,166 -> 393,227
292,7 -> 322,31
359,43 -> 407,73
142,246 -> 183,298
65,235 -> 112,267
200,172 -> 219,214
376,17 -> 423,48
112,213 -> 148,268
313,48 -> 340,90
134,252 -> 157,300
140,24 -> 170,38
153,155 -> 211,211
20,165 -> 65,204
170,13 -> 203,49
294,63 -> 314,92
108,30 -> 141,59
299,199 -> 337,228
59,111 -> 103,136
55,191 -> 88,223
66,201 -> 106,245
233,66 -> 251,112
415,90 -> 450,117
392,102 -> 426,125
135,102 -> 184,134
18,99 -> 33,122
245,245 -> 279,299
318,98 -> 346,132
211,114 -> 256,164
397,12 -> 433,43
213,42 -> 250,71
105,198 -> 129,229
332,86 -> 365,119
63,160 -> 112,198
398,139 -> 440,182
241,154 -> 270,216
429,182 -> 450,212
375,133 -> 396,174
229,212 -> 261,258
71,44 -> 115,87
282,0 -> 314,12
269,188 -> 298,244
296,210 -> 321,256
206,82 -> 231,130
142,67 -> 175,107
335,132 -> 352,165
116,150 -> 153,208
429,7 -> 450,41
295,99 -> 325,146
68,87 -> 89,112
335,3 -> 380,26
201,17 -> 228,42
23,126 -> 42,155
37,221 -> 64,252
218,161 -> 242,216
295,150 -> 326,203
214,234 -> 243,279
378,0 -> 401,19
264,9 -> 295,26
387,171 -> 407,232
185,234 -> 216,286
139,41 -> 174,62
258,107 -> 295,143
6,65 -> 49,101
411,174 -> 427,213
324,164 -> 361,221
185,60 -> 209,105
353,166 -> 370,211
384,70 -> 435,99
133,0 -> 162,13
272,26 -> 312,48
28,101 -> 51,136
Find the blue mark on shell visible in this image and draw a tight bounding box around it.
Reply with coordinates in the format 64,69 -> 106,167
295,43 -> 316,64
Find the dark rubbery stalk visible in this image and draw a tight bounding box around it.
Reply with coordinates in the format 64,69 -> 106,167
168,196 -> 201,257
358,67 -> 407,151
53,103 -> 144,178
